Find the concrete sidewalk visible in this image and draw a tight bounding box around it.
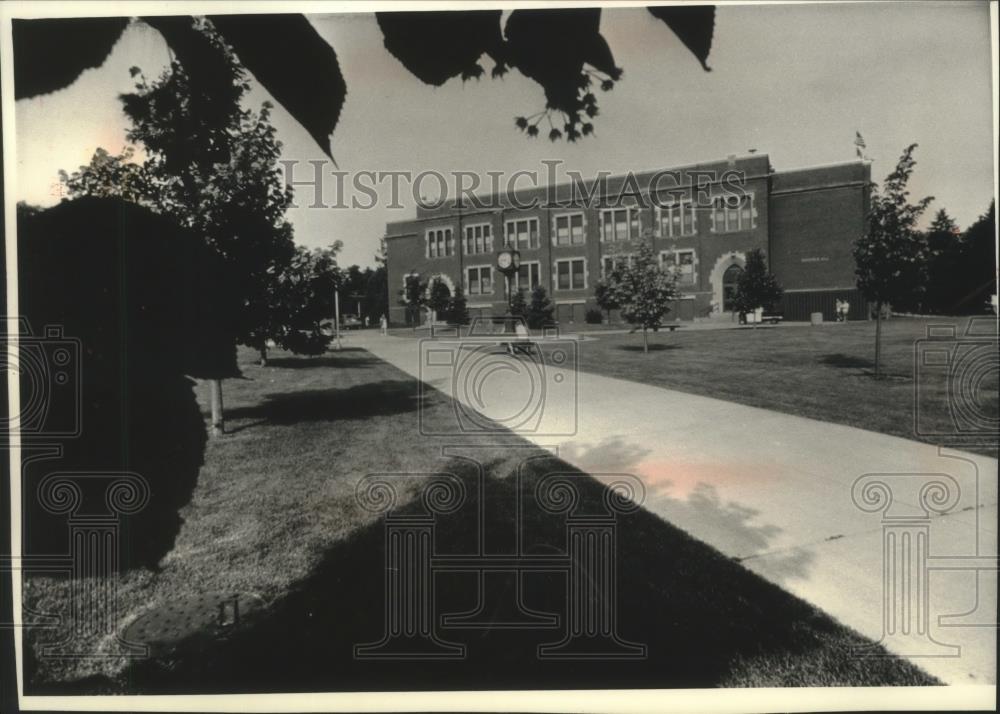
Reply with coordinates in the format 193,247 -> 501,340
350,332 -> 997,686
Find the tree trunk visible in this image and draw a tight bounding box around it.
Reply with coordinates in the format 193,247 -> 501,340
210,379 -> 225,437
642,326 -> 649,353
874,300 -> 883,379
259,344 -> 268,367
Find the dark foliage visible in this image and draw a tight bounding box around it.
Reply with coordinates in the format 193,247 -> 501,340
18,198 -> 238,571
134,17 -> 246,171
209,14 -> 346,159
376,10 -> 506,85
12,17 -> 129,99
13,9 -> 714,148
446,287 -> 470,326
526,285 -> 556,329
506,9 -> 619,140
958,201 -> 996,314
647,5 -> 716,71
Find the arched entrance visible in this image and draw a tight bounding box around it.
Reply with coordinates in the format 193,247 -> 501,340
708,252 -> 747,315
722,264 -> 743,312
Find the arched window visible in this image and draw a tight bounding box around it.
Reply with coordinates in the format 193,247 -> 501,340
722,264 -> 743,312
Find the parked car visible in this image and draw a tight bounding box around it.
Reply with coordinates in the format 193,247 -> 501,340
340,315 -> 363,330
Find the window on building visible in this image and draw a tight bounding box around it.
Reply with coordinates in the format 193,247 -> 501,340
601,254 -> 634,278
711,193 -> 755,233
464,224 -> 492,255
660,250 -> 696,285
659,200 -> 696,237
516,261 -> 541,291
556,258 -> 587,290
427,227 -> 453,258
554,213 -> 585,246
466,266 -> 493,295
600,208 -> 638,242
505,217 -> 539,250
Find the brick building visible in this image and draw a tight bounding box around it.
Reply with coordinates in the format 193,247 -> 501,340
384,154 -> 871,326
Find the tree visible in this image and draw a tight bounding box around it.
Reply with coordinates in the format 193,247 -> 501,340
594,280 -> 619,324
733,248 -> 783,328
854,144 -> 933,378
606,240 -> 678,353
923,208 -> 962,314
58,146 -> 154,204
510,287 -> 529,321
364,264 -> 389,324
264,244 -> 342,363
958,201 -> 997,314
446,286 -> 470,325
15,9 -> 715,151
526,285 -> 555,329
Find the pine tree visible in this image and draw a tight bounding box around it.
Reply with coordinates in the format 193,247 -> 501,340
447,286 -> 470,326
924,208 -> 962,314
510,287 -> 529,321
733,249 -> 783,328
958,201 -> 997,314
526,285 -> 555,329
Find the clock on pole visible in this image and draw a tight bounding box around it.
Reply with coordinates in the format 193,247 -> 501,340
496,248 -> 521,315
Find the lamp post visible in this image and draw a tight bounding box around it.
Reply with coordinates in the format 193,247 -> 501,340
496,247 -> 521,319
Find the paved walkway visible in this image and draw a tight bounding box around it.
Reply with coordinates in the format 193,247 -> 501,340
351,332 -> 997,685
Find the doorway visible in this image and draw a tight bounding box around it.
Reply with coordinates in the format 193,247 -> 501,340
722,264 -> 743,312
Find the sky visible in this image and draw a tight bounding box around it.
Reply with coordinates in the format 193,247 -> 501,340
15,2 -> 997,269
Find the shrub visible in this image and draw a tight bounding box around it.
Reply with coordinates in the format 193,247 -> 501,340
585,308 -> 604,324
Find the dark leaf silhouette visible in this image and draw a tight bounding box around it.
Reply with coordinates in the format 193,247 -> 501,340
505,8 -> 620,116
12,17 -> 129,99
647,5 -> 715,71
376,10 -> 506,86
208,14 -> 346,160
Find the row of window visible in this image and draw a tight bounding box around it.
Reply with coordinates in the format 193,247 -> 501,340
463,250 -> 698,295
426,196 -> 756,258
601,250 -> 697,285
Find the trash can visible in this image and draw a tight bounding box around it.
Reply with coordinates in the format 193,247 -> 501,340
810,311 -> 824,325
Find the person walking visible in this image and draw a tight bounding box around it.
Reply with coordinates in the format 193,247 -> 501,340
379,314 -> 388,336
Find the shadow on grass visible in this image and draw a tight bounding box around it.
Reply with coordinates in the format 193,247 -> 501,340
225,380 -> 421,430
818,353 -> 874,370
94,453 -> 934,694
616,343 -> 682,352
262,349 -> 374,370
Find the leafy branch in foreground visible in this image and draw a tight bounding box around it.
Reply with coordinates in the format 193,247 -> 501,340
14,7 -> 714,151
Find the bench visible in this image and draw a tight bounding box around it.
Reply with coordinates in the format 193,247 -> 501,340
629,324 -> 683,334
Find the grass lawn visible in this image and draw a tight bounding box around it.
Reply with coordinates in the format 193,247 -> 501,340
575,316 -> 998,456
24,345 -> 937,692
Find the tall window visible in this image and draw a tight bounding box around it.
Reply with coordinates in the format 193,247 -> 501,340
554,213 -> 585,246
464,223 -> 492,255
659,200 -> 696,237
601,207 -> 639,242
555,258 -> 587,290
711,193 -> 755,233
427,227 -> 453,258
466,266 -> 493,295
516,261 -> 541,291
660,250 -> 696,285
505,217 -> 539,250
